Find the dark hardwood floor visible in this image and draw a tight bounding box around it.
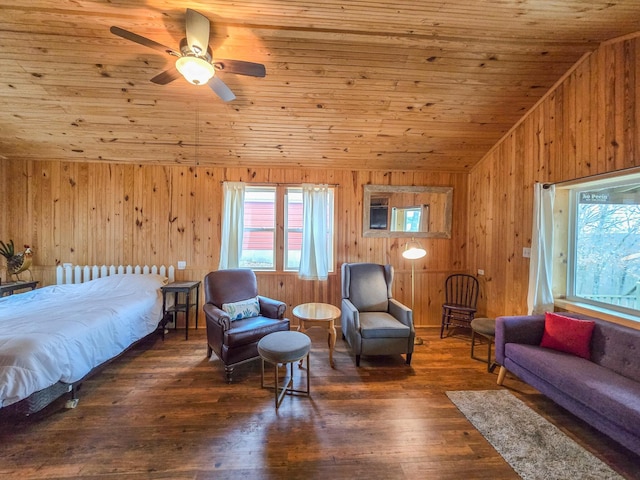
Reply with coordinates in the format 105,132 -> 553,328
1,326 -> 638,479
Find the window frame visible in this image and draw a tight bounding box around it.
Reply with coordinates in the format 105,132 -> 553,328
560,172 -> 640,319
240,184 -> 335,274
240,186 -> 277,271
284,188 -> 303,271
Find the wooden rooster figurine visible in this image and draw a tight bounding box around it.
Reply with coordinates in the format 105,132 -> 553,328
0,240 -> 34,281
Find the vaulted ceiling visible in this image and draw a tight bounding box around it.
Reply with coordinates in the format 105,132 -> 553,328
1,1 -> 639,172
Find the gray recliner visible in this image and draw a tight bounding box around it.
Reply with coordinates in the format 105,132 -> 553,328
341,263 -> 415,366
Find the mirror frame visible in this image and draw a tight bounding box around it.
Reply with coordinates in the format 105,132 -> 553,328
363,185 -> 453,238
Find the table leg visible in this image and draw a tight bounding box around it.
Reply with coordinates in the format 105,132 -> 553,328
184,291 -> 190,340
297,320 -> 306,367
195,285 -> 200,330
161,291 -> 168,340
173,292 -> 178,331
328,321 -> 336,368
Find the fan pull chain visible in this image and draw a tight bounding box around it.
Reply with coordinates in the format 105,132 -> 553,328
194,104 -> 200,175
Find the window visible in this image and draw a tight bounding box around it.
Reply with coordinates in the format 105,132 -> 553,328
391,205 -> 427,232
240,187 -> 276,269
239,185 -> 335,272
566,176 -> 640,315
284,188 -> 303,270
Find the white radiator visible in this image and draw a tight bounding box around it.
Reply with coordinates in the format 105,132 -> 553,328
56,264 -> 175,285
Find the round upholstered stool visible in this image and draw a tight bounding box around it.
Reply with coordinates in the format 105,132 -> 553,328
470,318 -> 497,372
258,331 -> 311,409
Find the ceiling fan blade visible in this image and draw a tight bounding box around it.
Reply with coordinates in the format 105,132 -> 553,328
150,67 -> 181,85
110,26 -> 180,56
186,9 -> 210,56
209,76 -> 236,102
215,59 -> 266,78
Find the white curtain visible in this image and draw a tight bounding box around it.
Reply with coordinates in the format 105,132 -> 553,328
298,184 -> 329,280
218,182 -> 246,269
527,182 -> 555,314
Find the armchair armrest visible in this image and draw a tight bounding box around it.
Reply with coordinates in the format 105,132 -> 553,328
495,315 -> 545,364
203,303 -> 231,331
388,298 -> 414,329
258,295 -> 286,319
341,298 -> 360,331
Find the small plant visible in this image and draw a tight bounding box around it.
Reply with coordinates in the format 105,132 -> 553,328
0,240 -> 15,260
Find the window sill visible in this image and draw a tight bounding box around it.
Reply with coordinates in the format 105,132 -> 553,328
554,299 -> 640,330
254,270 -> 337,277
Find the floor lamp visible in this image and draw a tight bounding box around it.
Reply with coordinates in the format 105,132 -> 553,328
402,239 -> 427,345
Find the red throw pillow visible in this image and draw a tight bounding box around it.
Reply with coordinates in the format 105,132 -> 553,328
540,312 -> 595,360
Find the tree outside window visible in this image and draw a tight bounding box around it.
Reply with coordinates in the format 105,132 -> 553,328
571,186 -> 640,312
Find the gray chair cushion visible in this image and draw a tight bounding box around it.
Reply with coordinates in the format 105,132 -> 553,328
471,317 -> 496,337
342,263 -> 392,312
258,331 -> 311,364
360,312 -> 411,339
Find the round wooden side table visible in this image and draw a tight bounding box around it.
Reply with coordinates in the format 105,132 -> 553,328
293,302 -> 341,368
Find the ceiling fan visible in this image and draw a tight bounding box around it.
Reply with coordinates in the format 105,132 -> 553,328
110,9 -> 266,102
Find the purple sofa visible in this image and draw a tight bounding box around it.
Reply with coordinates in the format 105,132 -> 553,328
495,312 -> 640,456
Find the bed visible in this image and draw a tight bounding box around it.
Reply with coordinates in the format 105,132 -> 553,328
0,264 -> 173,414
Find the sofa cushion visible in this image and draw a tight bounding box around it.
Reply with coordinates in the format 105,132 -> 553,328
590,318 -> 640,383
540,312 -> 595,360
359,312 -> 410,339
222,296 -> 260,321
505,343 -> 640,435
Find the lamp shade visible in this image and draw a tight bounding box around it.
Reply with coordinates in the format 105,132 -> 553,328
176,56 -> 215,85
402,240 -> 426,260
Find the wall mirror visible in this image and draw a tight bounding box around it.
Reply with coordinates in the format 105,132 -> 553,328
363,185 -> 453,238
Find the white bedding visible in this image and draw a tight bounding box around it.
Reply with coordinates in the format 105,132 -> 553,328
0,273 -> 166,408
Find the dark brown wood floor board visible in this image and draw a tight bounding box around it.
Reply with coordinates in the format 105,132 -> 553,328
1,327 -> 638,480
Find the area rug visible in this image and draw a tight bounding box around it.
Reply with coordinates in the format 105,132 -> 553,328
446,390 -> 624,480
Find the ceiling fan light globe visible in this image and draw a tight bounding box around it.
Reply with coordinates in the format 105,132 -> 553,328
176,56 -> 215,85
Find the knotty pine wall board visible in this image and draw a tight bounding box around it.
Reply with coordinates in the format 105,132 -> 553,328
0,163 -> 468,327
469,36 -> 640,318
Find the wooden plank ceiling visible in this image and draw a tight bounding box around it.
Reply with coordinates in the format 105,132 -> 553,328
1,1 -> 639,172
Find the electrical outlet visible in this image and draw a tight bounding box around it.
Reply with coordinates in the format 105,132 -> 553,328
177,261 -> 186,270
523,247 -> 532,258
477,269 -> 485,276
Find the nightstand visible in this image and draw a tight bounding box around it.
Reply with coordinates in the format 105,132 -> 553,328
161,281 -> 201,340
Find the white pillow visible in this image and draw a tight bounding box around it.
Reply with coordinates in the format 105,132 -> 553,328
222,296 -> 260,321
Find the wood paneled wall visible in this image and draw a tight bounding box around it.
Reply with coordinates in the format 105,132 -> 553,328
7,34 -> 637,325
0,162 -> 468,326
469,34 -> 640,318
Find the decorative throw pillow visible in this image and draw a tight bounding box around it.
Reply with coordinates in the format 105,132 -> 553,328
540,312 -> 595,360
222,296 -> 260,321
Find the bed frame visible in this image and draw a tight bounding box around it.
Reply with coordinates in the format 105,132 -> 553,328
4,263 -> 174,416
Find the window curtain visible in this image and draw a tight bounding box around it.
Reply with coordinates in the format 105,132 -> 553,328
298,184 -> 329,280
218,182 -> 246,269
527,182 -> 555,314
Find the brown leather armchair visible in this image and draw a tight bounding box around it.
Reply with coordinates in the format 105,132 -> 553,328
203,268 -> 290,382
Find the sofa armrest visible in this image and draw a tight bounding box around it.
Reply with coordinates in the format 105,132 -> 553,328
495,315 -> 545,364
388,298 -> 414,330
203,303 -> 231,331
258,295 -> 286,319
